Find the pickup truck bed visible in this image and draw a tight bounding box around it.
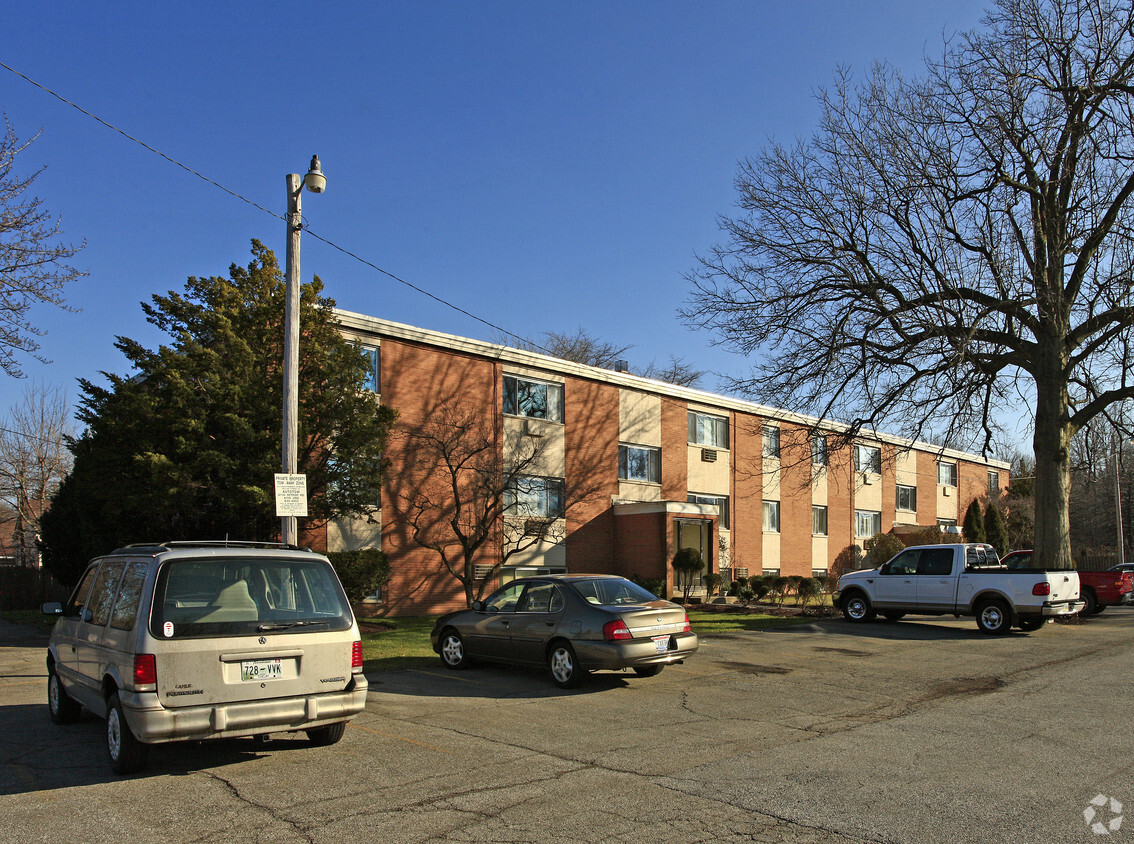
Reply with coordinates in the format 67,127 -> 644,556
1001,550 -> 1134,614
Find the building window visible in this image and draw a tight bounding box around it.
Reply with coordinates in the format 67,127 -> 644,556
688,411 -> 729,449
360,344 -> 379,392
503,375 -> 563,423
937,518 -> 957,529
689,493 -> 729,529
855,509 -> 882,538
812,568 -> 829,579
762,425 -> 780,458
504,475 -> 565,518
763,500 -> 781,532
619,444 -> 660,484
937,461 -> 957,486
812,505 -> 828,536
896,484 -> 917,512
988,470 -> 1000,494
854,444 -> 881,474
811,435 -> 828,466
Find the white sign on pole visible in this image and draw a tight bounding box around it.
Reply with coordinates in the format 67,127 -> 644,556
274,473 -> 308,517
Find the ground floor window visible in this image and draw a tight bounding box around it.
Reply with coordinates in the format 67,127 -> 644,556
689,493 -> 729,529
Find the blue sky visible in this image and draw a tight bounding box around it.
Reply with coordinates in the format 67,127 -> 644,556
2,1 -> 1004,438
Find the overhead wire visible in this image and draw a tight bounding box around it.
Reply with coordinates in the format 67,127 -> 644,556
0,59 -> 545,353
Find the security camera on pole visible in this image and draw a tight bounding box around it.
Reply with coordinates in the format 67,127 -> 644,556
277,155 -> 325,546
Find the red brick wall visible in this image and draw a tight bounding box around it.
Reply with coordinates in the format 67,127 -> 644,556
779,421 -> 813,576
565,376 -> 619,573
660,399 -> 688,502
378,339 -> 500,616
916,448 -> 939,529
827,441 -> 855,562
732,411 -> 763,576
614,512 -> 668,582
959,459 -> 992,524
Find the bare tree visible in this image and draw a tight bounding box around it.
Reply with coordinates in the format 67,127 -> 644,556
684,0 -> 1134,569
387,396 -> 601,606
494,327 -> 705,388
0,118 -> 85,377
0,383 -> 73,565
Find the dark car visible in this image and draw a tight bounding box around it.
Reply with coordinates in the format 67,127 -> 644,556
430,575 -> 699,688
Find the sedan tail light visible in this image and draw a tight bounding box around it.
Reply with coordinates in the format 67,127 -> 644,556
682,613 -> 692,633
603,620 -> 632,641
1032,582 -> 1051,596
351,640 -> 364,672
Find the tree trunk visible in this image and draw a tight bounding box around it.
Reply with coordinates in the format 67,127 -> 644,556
1032,367 -> 1074,570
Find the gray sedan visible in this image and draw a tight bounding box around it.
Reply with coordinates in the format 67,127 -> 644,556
430,575 -> 699,687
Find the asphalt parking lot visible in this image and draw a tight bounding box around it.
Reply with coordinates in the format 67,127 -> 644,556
3,610 -> 1133,843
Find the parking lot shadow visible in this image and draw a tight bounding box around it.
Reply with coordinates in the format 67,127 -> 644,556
365,661 -> 648,699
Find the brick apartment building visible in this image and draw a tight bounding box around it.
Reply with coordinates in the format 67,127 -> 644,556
326,310 -> 1009,616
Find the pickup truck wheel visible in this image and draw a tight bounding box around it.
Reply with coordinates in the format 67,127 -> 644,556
975,599 -> 1012,635
1080,589 -> 1099,615
841,592 -> 875,622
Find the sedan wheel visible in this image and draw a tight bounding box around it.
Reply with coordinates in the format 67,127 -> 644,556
439,629 -> 470,669
548,642 -> 586,688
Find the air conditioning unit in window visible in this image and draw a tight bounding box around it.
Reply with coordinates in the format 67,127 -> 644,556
701,448 -> 717,462
523,419 -> 544,438
474,565 -> 493,580
943,486 -> 951,496
524,518 -> 553,536
862,472 -> 873,485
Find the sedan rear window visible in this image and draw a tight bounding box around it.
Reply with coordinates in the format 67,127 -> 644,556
149,557 -> 352,639
569,578 -> 659,606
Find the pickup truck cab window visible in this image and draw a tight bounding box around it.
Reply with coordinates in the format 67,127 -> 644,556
885,551 -> 919,575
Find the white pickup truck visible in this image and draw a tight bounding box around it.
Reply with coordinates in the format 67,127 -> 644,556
835,543 -> 1084,634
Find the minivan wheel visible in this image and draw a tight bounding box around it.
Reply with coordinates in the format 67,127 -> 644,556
548,642 -> 586,688
106,692 -> 148,774
48,665 -> 81,725
306,722 -> 347,746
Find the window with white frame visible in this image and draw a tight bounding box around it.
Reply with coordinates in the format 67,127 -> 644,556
988,470 -> 1000,494
503,375 -> 564,423
811,435 -> 828,466
896,484 -> 917,512
689,493 -> 729,529
359,344 -> 379,393
504,475 -> 565,518
855,509 -> 882,538
812,505 -> 828,536
762,425 -> 780,458
763,500 -> 781,532
687,411 -> 729,449
854,444 -> 882,474
619,444 -> 661,484
937,461 -> 958,486
938,518 -> 957,528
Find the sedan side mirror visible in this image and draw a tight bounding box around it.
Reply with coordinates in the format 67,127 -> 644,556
471,600 -> 485,612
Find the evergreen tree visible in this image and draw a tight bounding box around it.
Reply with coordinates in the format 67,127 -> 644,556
984,503 -> 1010,558
962,500 -> 986,544
40,241 -> 395,584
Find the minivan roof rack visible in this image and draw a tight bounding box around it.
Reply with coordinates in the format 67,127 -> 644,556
109,540 -> 312,555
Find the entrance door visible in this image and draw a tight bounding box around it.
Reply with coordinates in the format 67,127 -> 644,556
675,519 -> 711,592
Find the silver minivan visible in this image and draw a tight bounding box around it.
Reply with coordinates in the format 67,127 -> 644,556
42,541 -> 368,774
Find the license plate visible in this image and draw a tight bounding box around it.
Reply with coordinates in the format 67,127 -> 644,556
241,659 -> 282,681
653,636 -> 670,653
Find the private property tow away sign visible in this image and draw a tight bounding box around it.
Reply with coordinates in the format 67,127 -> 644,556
274,473 -> 308,517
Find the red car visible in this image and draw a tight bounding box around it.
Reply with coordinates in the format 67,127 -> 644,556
1002,550 -> 1134,614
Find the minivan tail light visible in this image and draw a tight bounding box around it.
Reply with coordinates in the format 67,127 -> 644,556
134,653 -> 157,688
1032,582 -> 1051,596
351,640 -> 364,672
603,620 -> 632,641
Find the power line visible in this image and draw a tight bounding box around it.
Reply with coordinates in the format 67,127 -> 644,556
0,59 -> 544,354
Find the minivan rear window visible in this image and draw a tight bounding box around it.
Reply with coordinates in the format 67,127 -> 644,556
149,557 -> 352,639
